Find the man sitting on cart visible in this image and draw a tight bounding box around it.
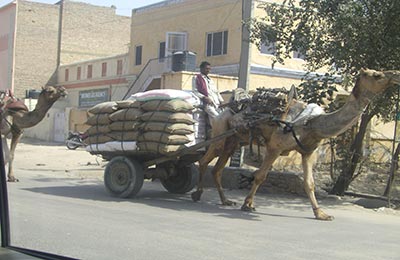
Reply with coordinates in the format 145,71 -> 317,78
193,61 -> 224,120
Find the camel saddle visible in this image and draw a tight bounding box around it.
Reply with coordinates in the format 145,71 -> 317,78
0,90 -> 28,114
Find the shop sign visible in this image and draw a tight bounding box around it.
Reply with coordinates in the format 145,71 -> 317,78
79,88 -> 109,107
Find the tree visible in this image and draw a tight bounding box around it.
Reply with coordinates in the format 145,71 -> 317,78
250,0 -> 400,195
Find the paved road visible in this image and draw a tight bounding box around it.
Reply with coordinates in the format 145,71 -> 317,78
5,141 -> 400,260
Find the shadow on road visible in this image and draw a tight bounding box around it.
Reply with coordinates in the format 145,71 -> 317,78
21,178 -> 345,221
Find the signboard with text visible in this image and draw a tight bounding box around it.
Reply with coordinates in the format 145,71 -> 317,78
79,88 -> 109,108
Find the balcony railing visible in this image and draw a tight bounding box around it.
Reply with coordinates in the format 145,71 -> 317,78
123,56 -> 172,99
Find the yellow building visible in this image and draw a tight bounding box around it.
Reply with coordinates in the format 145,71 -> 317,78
126,0 -> 308,96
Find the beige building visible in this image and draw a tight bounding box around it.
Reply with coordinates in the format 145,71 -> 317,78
0,0 -> 131,97
0,0 -> 131,141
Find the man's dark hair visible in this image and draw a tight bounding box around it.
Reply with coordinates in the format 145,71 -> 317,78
200,61 -> 211,69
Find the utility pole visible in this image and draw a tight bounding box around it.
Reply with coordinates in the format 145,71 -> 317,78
230,0 -> 253,168
237,0 -> 253,91
56,0 -> 64,68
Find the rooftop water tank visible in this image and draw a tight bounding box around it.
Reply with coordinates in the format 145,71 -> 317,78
171,51 -> 196,72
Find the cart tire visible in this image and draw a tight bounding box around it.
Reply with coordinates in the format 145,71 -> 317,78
66,137 -> 80,150
104,156 -> 144,198
161,163 -> 199,194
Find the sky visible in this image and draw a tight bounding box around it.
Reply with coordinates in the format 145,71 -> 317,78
0,0 -> 164,16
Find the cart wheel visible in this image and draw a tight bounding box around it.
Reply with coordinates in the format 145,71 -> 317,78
104,156 -> 144,198
66,137 -> 80,150
161,163 -> 199,194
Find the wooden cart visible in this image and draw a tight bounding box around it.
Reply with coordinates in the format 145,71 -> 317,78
89,128 -> 238,198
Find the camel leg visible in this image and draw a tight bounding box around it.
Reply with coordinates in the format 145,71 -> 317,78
302,153 -> 334,221
241,148 -> 279,211
7,130 -> 22,182
212,144 -> 237,206
191,146 -> 217,202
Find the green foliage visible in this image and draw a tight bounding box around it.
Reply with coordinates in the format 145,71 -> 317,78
250,0 -> 400,121
250,0 -> 400,193
251,0 -> 400,74
297,73 -> 338,111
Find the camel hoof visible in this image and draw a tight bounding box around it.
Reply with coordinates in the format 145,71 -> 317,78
241,204 -> 256,212
314,208 -> 334,221
191,190 -> 203,202
222,200 -> 236,206
7,177 -> 19,182
316,215 -> 334,221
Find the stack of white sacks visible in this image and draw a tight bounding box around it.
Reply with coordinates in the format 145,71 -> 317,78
85,89 -> 205,155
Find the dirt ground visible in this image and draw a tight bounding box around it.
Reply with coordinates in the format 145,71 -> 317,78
11,138 -> 105,181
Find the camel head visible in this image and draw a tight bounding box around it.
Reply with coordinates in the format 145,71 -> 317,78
353,69 -> 400,98
40,86 -> 67,103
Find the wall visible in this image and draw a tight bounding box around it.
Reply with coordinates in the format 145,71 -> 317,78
9,0 -> 131,99
129,0 -> 242,75
68,108 -> 89,133
161,71 -> 237,94
58,54 -> 132,107
12,0 -> 132,141
23,107 -> 63,141
58,54 -> 130,83
251,1 -> 307,71
60,1 -> 131,64
249,73 -> 301,91
13,1 -> 59,98
0,2 -> 16,92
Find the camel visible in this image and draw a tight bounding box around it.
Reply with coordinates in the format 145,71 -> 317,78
0,86 -> 66,182
192,69 -> 400,221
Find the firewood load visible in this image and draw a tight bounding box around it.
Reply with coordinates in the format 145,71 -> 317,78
229,87 -> 290,130
247,87 -> 289,120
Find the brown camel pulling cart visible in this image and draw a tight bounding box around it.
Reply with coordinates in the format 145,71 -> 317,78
86,69 -> 400,221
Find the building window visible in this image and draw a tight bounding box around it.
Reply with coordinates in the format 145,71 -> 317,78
293,49 -> 306,60
135,45 -> 142,66
117,60 -> 123,75
77,67 -> 81,80
65,69 -> 69,82
166,32 -> 187,56
87,64 -> 93,79
206,30 -> 228,56
102,62 -> 107,77
159,41 -> 166,62
260,41 -> 276,55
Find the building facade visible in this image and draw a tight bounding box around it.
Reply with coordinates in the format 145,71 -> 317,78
126,0 -> 308,94
0,0 -> 132,140
0,2 -> 16,93
57,53 -> 135,132
0,0 -> 131,98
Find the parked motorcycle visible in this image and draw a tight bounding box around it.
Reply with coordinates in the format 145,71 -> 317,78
66,131 -> 88,150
